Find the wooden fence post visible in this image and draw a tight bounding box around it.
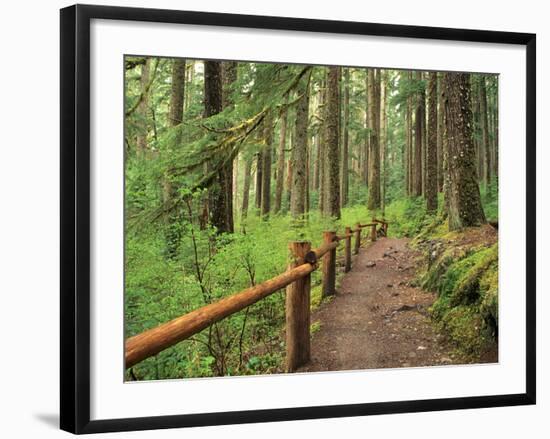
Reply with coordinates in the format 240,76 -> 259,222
322,231 -> 337,298
371,223 -> 377,242
354,223 -> 361,255
286,241 -> 311,372
344,227 -> 352,272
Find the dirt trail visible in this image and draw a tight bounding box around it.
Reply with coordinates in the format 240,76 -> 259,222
299,237 -> 466,372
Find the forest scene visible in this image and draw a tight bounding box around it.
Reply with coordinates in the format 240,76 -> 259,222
124,56 -> 499,381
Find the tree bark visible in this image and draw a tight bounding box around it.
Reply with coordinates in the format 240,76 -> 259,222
204,60 -> 232,234
341,68 -> 350,207
437,73 -> 444,192
426,72 -> 438,212
255,152 -> 262,211
274,99 -> 288,214
362,71 -> 370,186
380,71 -> 387,214
241,156 -> 252,220
443,72 -> 486,230
325,66 -> 341,218
290,75 -> 310,220
367,69 -> 381,210
318,78 -> 327,214
136,59 -> 151,158
221,61 -> 238,232
260,114 -> 273,218
163,58 -> 186,259
413,71 -> 424,197
480,76 -> 492,187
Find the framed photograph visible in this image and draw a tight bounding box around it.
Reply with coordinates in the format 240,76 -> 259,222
60,4 -> 536,434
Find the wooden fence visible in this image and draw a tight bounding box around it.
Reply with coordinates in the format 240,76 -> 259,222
125,218 -> 389,373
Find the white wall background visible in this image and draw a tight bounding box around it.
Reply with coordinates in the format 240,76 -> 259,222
0,0 -> 546,437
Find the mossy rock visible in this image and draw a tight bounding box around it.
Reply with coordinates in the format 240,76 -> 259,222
437,305 -> 489,355
449,245 -> 498,307
427,243 -> 498,356
480,267 -> 498,336
421,246 -> 468,293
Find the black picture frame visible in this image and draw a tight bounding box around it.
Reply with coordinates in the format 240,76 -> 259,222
60,4 -> 536,434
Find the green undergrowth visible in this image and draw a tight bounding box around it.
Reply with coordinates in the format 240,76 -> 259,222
384,194 -> 446,238
126,206 -> 378,380
418,226 -> 498,357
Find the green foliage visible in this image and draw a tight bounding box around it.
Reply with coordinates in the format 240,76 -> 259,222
124,57 -> 500,378
480,180 -> 499,222
424,243 -> 498,356
383,196 -> 438,237
126,205 -> 370,380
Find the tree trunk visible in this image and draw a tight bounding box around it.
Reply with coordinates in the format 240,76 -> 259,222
413,71 -> 423,197
261,114 -> 273,218
380,71 -> 387,215
362,71 -> 370,186
443,72 -> 486,230
136,59 -> 151,158
255,152 -> 262,212
367,69 -> 381,210
184,61 -> 193,112
313,133 -> 320,191
493,81 -> 499,178
290,75 -> 310,220
221,61 -> 237,232
163,58 -> 186,259
437,73 -> 444,192
480,76 -> 492,187
241,156 -> 252,220
405,71 -> 412,196
318,79 -> 327,214
426,72 -> 438,212
286,128 -> 294,209
274,99 -> 288,214
422,72 -> 428,195
341,68 -> 350,207
325,66 -> 341,218
204,60 -> 232,234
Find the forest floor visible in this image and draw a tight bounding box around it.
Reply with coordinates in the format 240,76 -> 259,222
298,237 -> 496,372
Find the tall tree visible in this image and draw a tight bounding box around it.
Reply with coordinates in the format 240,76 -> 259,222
443,72 -> 486,230
241,156 -> 252,220
163,58 -> 186,259
341,68 -> 350,207
255,134 -> 263,212
426,72 -> 438,212
436,74 -> 444,192
260,114 -> 273,218
204,60 -> 232,234
325,66 -> 341,218
380,71 -> 387,214
290,75 -> 310,220
274,97 -> 288,214
413,71 -> 424,197
479,76 -> 492,187
221,61 -> 238,232
406,71 -> 413,196
318,78 -> 327,214
286,128 -> 294,209
136,59 -> 151,158
367,69 -> 381,210
362,71 -> 370,185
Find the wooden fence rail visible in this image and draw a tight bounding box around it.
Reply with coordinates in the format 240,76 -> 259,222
125,218 -> 389,372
